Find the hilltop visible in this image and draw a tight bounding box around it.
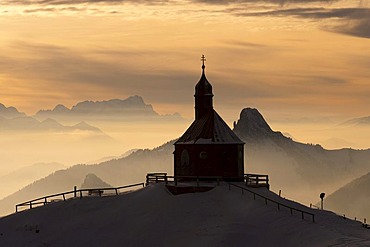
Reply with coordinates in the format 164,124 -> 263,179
0,183 -> 369,247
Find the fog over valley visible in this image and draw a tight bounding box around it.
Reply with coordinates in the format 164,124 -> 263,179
0,101 -> 370,221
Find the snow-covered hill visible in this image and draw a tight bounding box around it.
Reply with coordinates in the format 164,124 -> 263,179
0,140 -> 175,216
0,183 -> 369,247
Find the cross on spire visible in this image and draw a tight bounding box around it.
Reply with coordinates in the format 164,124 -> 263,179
201,54 -> 206,72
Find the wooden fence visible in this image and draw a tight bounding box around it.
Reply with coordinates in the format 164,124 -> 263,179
228,182 -> 315,223
146,173 -> 269,188
15,183 -> 145,213
245,174 -> 269,189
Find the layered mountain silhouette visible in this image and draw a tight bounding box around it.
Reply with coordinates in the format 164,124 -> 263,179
34,95 -> 183,122
0,103 -> 25,119
0,116 -> 103,133
341,116 -> 370,126
0,163 -> 65,200
1,108 -> 370,218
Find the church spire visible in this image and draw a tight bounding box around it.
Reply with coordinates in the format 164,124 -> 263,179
194,55 -> 213,120
201,54 -> 206,74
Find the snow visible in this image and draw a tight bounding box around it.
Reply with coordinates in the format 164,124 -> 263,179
0,183 -> 369,247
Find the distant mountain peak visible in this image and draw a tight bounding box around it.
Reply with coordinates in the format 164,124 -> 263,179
34,96 -> 184,122
233,107 -> 285,142
0,103 -> 25,119
80,173 -> 112,189
73,121 -> 102,132
53,104 -> 70,112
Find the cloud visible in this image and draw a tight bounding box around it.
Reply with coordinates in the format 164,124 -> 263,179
237,7 -> 369,19
194,0 -> 337,4
3,0 -> 169,5
0,42 -> 198,110
232,6 -> 370,39
335,17 -> 370,38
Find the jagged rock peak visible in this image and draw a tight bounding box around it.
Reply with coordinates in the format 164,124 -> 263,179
239,108 -> 272,131
233,108 -> 283,141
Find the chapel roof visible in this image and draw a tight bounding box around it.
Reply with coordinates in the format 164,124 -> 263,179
175,110 -> 244,145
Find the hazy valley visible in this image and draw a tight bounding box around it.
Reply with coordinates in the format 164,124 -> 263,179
0,102 -> 370,221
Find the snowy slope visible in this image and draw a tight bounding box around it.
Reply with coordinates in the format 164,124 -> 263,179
0,183 -> 369,247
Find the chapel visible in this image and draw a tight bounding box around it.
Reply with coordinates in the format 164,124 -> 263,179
173,56 -> 244,181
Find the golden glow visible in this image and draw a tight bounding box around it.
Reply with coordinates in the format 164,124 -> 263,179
0,0 -> 369,170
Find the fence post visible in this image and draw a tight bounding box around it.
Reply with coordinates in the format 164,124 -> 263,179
115,188 -> 118,195
74,186 -> 77,197
165,175 -> 168,185
80,190 -> 83,198
63,194 -> 66,201
16,205 -> 18,212
44,198 -> 47,205
30,202 -> 32,209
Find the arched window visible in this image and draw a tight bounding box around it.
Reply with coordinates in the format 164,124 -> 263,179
181,149 -> 190,168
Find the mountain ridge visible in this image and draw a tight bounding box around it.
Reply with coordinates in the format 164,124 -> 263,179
1,108 -> 370,218
0,103 -> 25,119
34,95 -> 183,122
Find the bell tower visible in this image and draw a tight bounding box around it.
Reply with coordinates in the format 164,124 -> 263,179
194,55 -> 214,120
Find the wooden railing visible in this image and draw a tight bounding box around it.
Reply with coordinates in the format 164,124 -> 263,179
146,173 -> 223,186
245,174 -> 269,189
228,182 -> 315,223
15,183 -> 145,213
146,173 -> 269,189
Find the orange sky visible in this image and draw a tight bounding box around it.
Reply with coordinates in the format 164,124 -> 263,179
0,0 -> 369,123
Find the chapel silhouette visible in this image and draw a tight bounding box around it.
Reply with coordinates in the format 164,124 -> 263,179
174,56 -> 244,181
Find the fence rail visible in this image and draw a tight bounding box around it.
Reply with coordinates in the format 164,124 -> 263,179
228,182 -> 315,223
146,173 -> 269,188
245,174 -> 269,189
15,183 -> 145,213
